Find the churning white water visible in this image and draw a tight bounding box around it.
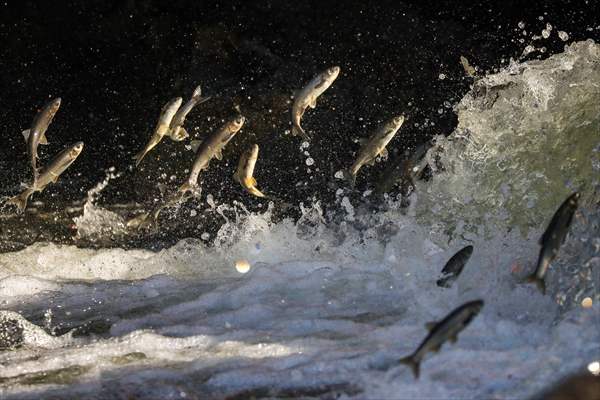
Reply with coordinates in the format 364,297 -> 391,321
0,41 -> 599,399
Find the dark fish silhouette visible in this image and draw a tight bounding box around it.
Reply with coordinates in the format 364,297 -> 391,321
399,300 -> 484,379
525,192 -> 580,294
436,245 -> 474,288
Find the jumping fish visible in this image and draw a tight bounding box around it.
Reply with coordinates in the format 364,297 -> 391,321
436,245 -> 474,288
233,144 -> 267,198
399,300 -> 484,379
344,115 -> 405,187
291,66 -> 340,141
525,192 -> 580,294
133,97 -> 182,166
179,115 -> 246,194
23,98 -> 61,182
8,142 -> 84,212
168,85 -> 210,141
374,141 -> 431,196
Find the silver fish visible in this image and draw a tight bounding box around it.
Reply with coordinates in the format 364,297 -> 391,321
8,142 -> 84,212
436,245 -> 474,288
133,97 -> 183,166
526,192 -> 580,294
22,98 -> 61,182
233,144 -> 267,198
344,115 -> 404,187
179,115 -> 246,194
399,300 -> 484,379
291,66 -> 340,141
168,85 -> 211,141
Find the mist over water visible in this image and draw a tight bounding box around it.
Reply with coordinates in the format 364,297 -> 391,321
0,40 -> 599,399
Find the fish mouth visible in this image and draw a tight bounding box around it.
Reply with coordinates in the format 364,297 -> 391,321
234,115 -> 246,126
72,141 -> 84,152
328,66 -> 341,76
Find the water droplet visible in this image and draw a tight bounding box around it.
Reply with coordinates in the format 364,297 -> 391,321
558,31 -> 569,41
235,259 -> 251,274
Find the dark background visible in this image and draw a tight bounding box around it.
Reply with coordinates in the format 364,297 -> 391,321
0,0 -> 599,248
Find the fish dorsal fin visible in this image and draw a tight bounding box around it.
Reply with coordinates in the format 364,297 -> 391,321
308,98 -> 317,109
358,137 -> 367,146
425,321 -> 437,331
190,140 -> 202,153
22,129 -> 30,141
214,149 -> 223,160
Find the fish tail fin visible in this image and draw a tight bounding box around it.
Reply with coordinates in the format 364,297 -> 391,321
342,169 -> 357,188
291,124 -> 311,142
191,85 -> 202,98
168,127 -> 189,142
179,181 -> 201,196
7,188 -> 34,212
126,213 -> 151,230
398,355 -> 420,379
197,96 -> 211,104
526,273 -> 546,295
133,149 -> 147,167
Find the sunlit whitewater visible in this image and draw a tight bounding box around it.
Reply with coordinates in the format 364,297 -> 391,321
1,41 -> 599,399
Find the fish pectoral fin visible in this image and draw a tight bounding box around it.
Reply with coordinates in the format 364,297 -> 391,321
380,148 -> 388,158
22,129 -> 31,141
50,171 -> 60,183
424,321 -> 437,331
233,171 -> 240,183
244,176 -> 257,187
431,344 -> 442,353
190,140 -> 202,152
214,150 -> 223,160
39,133 -> 49,145
308,98 -> 317,109
449,334 -> 459,344
366,157 -> 377,166
358,138 -> 367,146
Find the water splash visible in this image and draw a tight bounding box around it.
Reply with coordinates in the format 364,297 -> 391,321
73,167 -> 128,242
417,40 -> 600,237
